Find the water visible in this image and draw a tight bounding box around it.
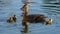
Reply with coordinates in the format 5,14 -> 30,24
0,0 -> 60,34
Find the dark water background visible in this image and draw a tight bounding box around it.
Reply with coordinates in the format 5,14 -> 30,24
0,0 -> 60,34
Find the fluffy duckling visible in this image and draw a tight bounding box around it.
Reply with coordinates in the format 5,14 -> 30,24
7,17 -> 14,22
12,15 -> 17,22
46,18 -> 53,25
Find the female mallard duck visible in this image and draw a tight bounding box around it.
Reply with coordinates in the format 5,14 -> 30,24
24,14 -> 47,23
46,18 -> 53,25
21,3 -> 47,23
7,17 -> 14,22
12,15 -> 17,22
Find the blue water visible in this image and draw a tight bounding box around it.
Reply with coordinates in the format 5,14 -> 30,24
0,0 -> 60,34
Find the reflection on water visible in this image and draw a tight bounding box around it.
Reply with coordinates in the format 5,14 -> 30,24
0,0 -> 60,34
21,25 -> 29,33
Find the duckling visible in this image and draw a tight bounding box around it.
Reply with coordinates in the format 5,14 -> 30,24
46,18 -> 53,25
12,15 -> 17,22
7,17 -> 14,22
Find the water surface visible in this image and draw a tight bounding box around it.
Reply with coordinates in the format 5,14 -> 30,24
0,0 -> 60,34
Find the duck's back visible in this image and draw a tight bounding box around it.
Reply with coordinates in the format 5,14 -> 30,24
26,14 -> 47,23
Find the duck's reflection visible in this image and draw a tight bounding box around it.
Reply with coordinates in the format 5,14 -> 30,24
21,21 -> 29,33
23,24 -> 28,33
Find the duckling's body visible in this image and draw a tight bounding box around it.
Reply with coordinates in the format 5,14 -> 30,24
12,15 -> 17,22
7,17 -> 14,22
46,18 -> 53,25
25,14 -> 47,23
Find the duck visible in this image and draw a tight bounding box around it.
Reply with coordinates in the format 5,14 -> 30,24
12,14 -> 17,22
21,3 -> 47,23
25,14 -> 47,23
7,17 -> 14,22
46,18 -> 53,25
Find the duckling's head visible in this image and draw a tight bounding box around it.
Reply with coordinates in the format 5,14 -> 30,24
49,18 -> 53,23
46,18 -> 53,25
13,14 -> 17,18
